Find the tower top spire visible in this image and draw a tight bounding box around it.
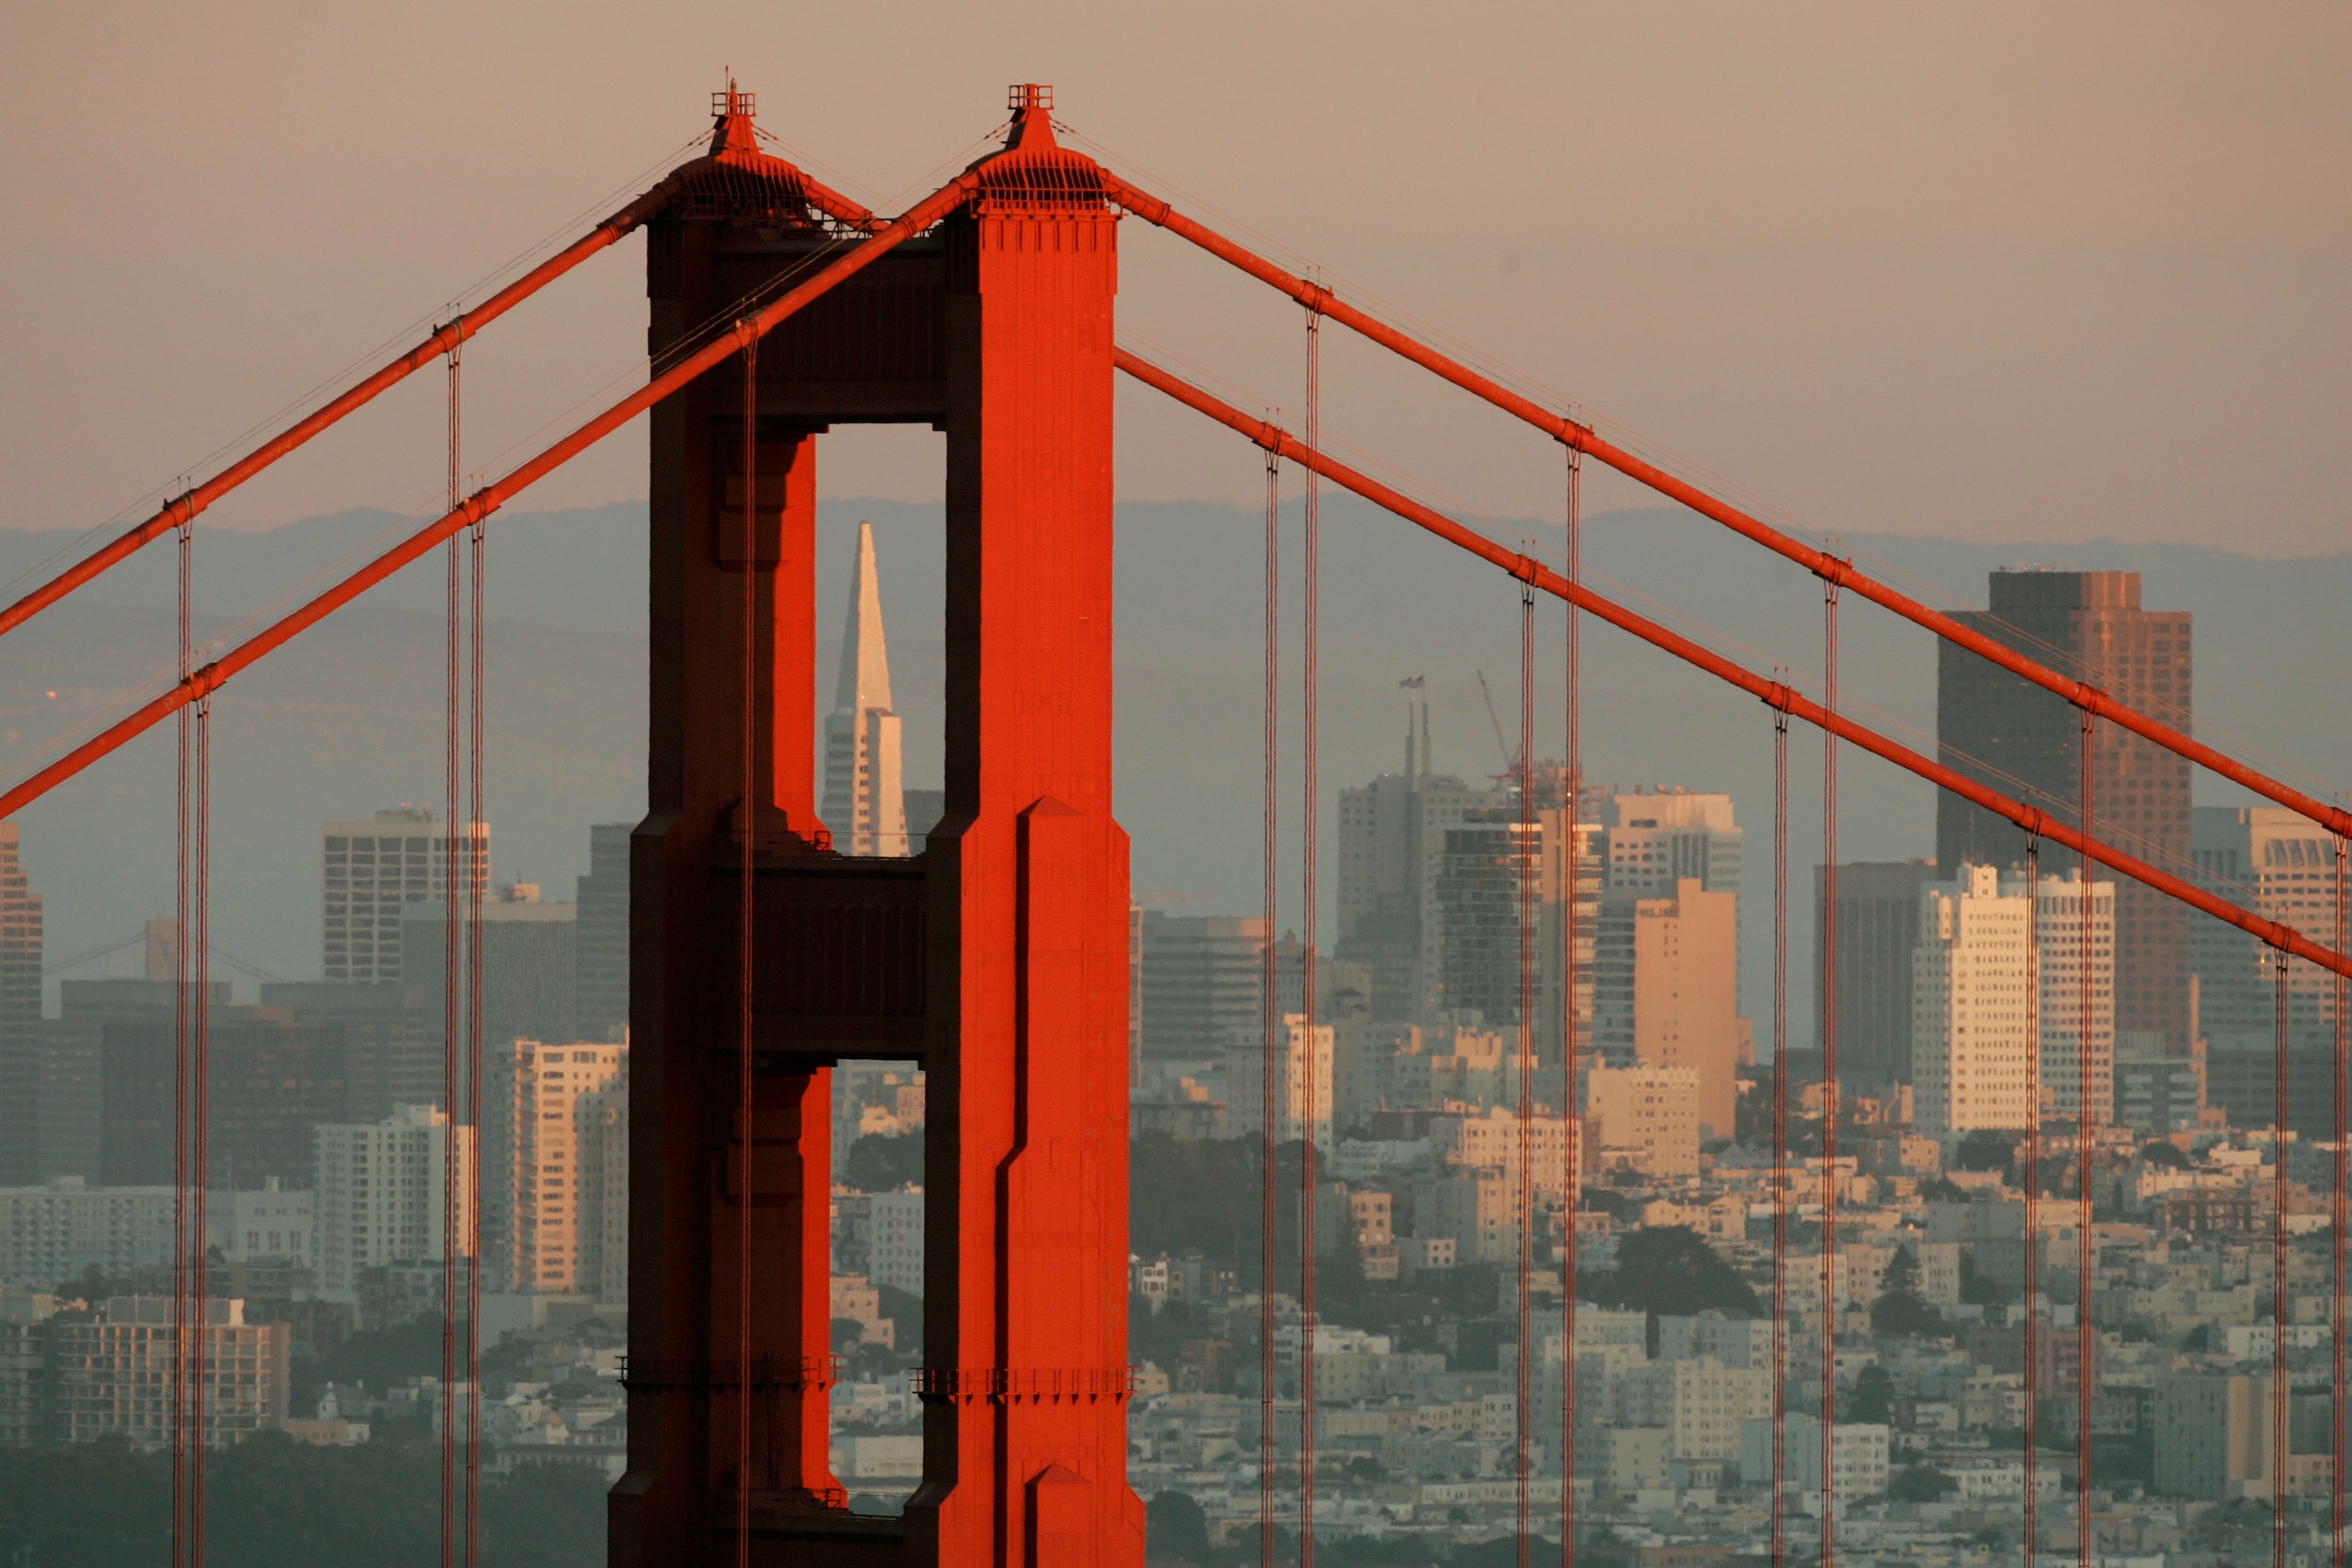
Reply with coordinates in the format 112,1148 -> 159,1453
710,76 -> 758,157
834,521 -> 895,717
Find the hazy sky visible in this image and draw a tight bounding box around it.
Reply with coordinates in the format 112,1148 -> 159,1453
3,1 -> 2346,553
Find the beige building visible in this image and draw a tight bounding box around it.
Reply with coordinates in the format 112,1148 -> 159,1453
1913,863 -> 2115,1138
509,1041 -> 627,1296
1593,879 -> 1740,1141
1583,1064 -> 1700,1179
1427,1105 -> 1576,1199
1223,1013 -> 1335,1153
5,1295 -> 289,1448
2153,1374 -> 2276,1500
313,1105 -> 475,1296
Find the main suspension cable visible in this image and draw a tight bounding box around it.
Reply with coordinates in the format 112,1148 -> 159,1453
1560,449 -> 1582,1568
1820,581 -> 1841,1568
1297,302 -> 1323,1568
1259,447 -> 1280,1568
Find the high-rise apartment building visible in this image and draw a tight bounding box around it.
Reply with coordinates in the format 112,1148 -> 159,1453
1591,879 -> 1740,1142
321,808 -> 488,984
0,824 -> 44,1187
820,521 -> 910,858
1583,1064 -> 1701,1179
312,1104 -> 475,1296
1428,806 -> 1599,1066
0,1179 -> 174,1286
867,1188 -> 924,1299
1938,570 -> 2189,1054
574,822 -> 632,1044
508,1040 -> 627,1296
1224,1014 -> 1336,1152
1816,861 -> 1942,1086
0,1296 -> 289,1449
1912,863 -> 2115,1139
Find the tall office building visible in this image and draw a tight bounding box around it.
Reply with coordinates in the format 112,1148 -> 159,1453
1815,861 -> 1942,1086
0,824 -> 43,1187
321,808 -> 488,984
2191,806 -> 2344,1135
821,521 -> 910,858
401,883 -> 578,1057
1136,912 -> 1267,1068
508,1040 -> 628,1295
1937,570 -> 2189,1054
1600,787 -> 1741,897
574,822 -> 631,1044
102,995 -> 350,1188
1912,863 -> 2114,1139
1430,806 -> 1599,1068
1336,734 -> 1491,1025
1591,879 -> 1740,1142
312,1104 -> 476,1296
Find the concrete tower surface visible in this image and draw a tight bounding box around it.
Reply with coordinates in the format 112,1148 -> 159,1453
821,521 -> 911,857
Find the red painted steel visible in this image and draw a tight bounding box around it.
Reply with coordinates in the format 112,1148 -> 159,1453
1099,177 -> 2352,845
2024,845 -> 2043,1568
0,122 -> 876,642
0,175 -> 976,825
1113,348 -> 2352,983
1820,586 -> 1840,1568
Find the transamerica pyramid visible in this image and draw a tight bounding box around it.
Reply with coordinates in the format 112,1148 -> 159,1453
821,521 -> 910,856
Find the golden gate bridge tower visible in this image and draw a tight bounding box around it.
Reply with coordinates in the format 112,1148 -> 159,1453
611,85 -> 1144,1565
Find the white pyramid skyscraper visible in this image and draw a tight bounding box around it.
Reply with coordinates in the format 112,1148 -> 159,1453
822,522 -> 910,856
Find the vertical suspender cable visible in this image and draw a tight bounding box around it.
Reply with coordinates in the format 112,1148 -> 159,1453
1516,580 -> 1535,1568
1770,703 -> 1790,1568
2025,841 -> 2043,1568
736,323 -> 759,1568
2278,954 -> 2293,1568
440,333 -> 464,1568
2335,831 -> 2349,1568
1820,582 -> 1841,1568
172,514 -> 192,1568
1560,449 -> 1582,1567
1259,449 -> 1280,1568
2076,714 -> 2097,1565
190,686 -> 212,1565
464,351 -> 487,1568
1298,305 -> 1324,1568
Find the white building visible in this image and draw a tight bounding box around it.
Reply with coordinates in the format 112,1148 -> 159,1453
210,1178 -> 313,1268
0,1179 -> 172,1286
820,522 -> 910,858
1740,1413 -> 1890,1499
509,1041 -> 628,1297
1428,1105 -> 1576,1199
1224,1013 -> 1336,1153
867,1188 -> 924,1299
1614,1356 -> 1772,1462
1913,863 -> 2114,1138
1600,786 -> 1742,897
313,1105 -> 476,1295
320,807 -> 487,984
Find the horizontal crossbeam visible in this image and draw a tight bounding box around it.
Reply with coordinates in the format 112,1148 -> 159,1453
1103,173 -> 2352,845
1116,344 -> 2352,983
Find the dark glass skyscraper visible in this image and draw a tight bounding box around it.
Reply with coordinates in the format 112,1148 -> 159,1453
1936,569 -> 2191,1054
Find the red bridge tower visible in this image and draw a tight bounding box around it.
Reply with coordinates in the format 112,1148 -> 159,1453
611,86 -> 1144,1566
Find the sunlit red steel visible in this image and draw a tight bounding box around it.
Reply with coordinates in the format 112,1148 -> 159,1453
1113,346 -> 2352,983
1099,176 -> 2352,845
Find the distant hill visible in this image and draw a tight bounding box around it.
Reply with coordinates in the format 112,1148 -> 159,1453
4,498 -> 2344,1044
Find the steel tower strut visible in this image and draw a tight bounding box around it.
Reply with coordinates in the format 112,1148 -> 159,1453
0,173 -> 978,824
0,145 -> 878,643
1113,347 -> 2352,984
1099,175 -> 2352,844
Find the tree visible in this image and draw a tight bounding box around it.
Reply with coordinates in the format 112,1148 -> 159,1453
1888,1464 -> 1957,1503
1145,1489 -> 1211,1563
1589,1227 -> 1760,1321
2140,1140 -> 2191,1170
842,1131 -> 924,1193
1870,1245 -> 1944,1338
1848,1364 -> 1895,1424
1954,1131 -> 2014,1179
